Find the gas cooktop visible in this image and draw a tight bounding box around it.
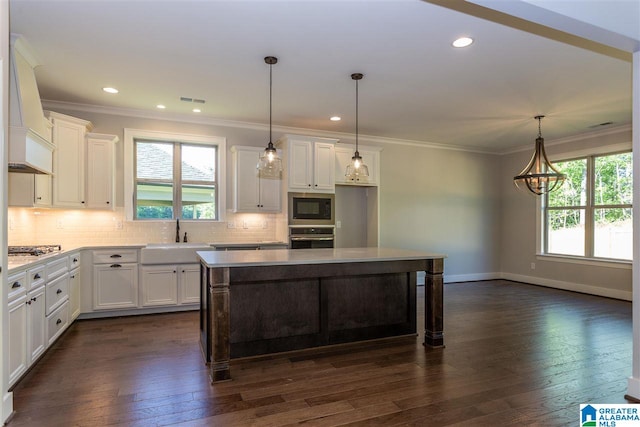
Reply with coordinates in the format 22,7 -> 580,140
8,245 -> 62,257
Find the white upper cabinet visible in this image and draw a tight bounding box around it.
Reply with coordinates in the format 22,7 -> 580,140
334,145 -> 381,186
48,111 -> 93,208
47,112 -> 118,210
278,134 -> 337,193
86,133 -> 118,209
8,173 -> 52,207
231,146 -> 281,213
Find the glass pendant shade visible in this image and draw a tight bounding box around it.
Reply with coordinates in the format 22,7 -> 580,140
258,141 -> 282,179
513,116 -> 566,195
345,151 -> 369,180
257,56 -> 282,179
345,73 -> 369,181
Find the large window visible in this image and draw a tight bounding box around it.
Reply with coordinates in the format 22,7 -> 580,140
124,129 -> 226,221
544,151 -> 632,260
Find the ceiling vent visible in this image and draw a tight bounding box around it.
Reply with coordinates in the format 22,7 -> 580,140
180,97 -> 206,104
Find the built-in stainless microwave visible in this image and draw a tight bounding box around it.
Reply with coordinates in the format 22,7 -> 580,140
288,193 -> 335,225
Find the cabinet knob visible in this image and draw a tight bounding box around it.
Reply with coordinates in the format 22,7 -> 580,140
31,297 -> 37,302
56,289 -> 62,294
308,184 -> 311,187
73,258 -> 78,263
81,201 -> 85,204
12,281 -> 21,289
34,273 -> 41,280
26,300 -> 31,305
173,270 -> 176,274
56,319 -> 62,325
314,184 -> 318,187
36,196 -> 42,200
106,201 -> 110,204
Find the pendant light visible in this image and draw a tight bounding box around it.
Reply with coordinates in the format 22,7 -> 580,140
345,73 -> 369,181
514,115 -> 566,195
257,56 -> 282,178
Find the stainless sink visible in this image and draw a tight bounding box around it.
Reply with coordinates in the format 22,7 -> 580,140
140,243 -> 212,264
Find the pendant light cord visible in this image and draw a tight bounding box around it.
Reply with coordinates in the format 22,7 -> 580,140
355,77 -> 359,152
269,61 -> 273,144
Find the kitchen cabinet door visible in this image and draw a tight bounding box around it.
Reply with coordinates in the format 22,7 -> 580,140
232,146 -> 281,213
8,173 -> 51,207
27,286 -> 46,365
141,265 -> 179,307
313,142 -> 335,191
86,133 -> 117,209
93,263 -> 138,310
50,112 -> 92,208
288,139 -> 313,190
8,294 -> 28,387
280,135 -> 337,193
69,268 -> 81,320
179,264 -> 200,305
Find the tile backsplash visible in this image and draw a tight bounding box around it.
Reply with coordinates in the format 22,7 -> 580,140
8,207 -> 288,248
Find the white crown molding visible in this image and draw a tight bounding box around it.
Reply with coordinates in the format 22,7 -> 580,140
501,123 -> 632,155
41,99 -> 502,155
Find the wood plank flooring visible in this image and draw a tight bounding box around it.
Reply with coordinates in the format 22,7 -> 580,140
7,280 -> 634,426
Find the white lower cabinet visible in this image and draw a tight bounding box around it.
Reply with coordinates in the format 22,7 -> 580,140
47,301 -> 69,346
93,263 -> 139,310
141,263 -> 200,307
92,249 -> 139,310
69,267 -> 81,320
141,265 -> 179,307
8,294 -> 28,387
179,264 -> 200,305
27,285 -> 47,366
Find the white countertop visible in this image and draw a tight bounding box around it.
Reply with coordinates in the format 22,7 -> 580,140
197,247 -> 446,268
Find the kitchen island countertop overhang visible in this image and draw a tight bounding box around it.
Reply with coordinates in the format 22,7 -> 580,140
197,247 -> 446,383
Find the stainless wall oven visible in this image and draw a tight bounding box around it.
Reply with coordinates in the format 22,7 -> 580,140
289,226 -> 335,249
288,193 -> 335,226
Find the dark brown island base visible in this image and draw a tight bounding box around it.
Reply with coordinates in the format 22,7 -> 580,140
197,247 -> 446,383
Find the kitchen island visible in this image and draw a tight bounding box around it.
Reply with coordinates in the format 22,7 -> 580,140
198,247 -> 445,382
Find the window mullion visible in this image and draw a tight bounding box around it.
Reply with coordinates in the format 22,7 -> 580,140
585,156 -> 595,258
174,143 -> 182,219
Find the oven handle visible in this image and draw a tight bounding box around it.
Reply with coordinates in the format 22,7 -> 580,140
290,236 -> 335,241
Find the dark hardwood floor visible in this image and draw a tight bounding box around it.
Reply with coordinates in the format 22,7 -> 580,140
7,280 -> 633,426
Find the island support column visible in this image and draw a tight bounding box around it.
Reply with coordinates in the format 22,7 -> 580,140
424,258 -> 444,348
209,267 -> 231,382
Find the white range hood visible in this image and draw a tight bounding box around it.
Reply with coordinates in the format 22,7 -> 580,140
8,34 -> 54,174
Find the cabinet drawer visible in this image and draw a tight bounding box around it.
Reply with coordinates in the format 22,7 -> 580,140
93,249 -> 138,264
27,265 -> 46,291
46,273 -> 69,315
8,271 -> 27,301
46,257 -> 68,281
47,301 -> 69,345
68,252 -> 81,270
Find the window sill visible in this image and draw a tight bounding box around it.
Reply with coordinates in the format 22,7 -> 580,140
536,254 -> 631,269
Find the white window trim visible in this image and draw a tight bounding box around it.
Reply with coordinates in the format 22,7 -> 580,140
536,141 -> 632,265
124,128 -> 226,221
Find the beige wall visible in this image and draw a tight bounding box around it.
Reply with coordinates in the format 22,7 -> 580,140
377,143 -> 502,281
500,127 -> 632,300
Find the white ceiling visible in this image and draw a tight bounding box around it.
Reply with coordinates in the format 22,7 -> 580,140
8,0 -> 636,153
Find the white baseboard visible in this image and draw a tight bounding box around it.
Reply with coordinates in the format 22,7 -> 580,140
627,377 -> 640,400
78,304 -> 198,320
501,272 -> 632,301
417,271 -> 501,285
417,270 -> 631,301
2,391 -> 13,424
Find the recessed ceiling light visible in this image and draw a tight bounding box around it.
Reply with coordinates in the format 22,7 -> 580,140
452,37 -> 473,48
193,108 -> 201,113
156,104 -> 166,109
102,87 -> 118,94
330,116 -> 341,121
